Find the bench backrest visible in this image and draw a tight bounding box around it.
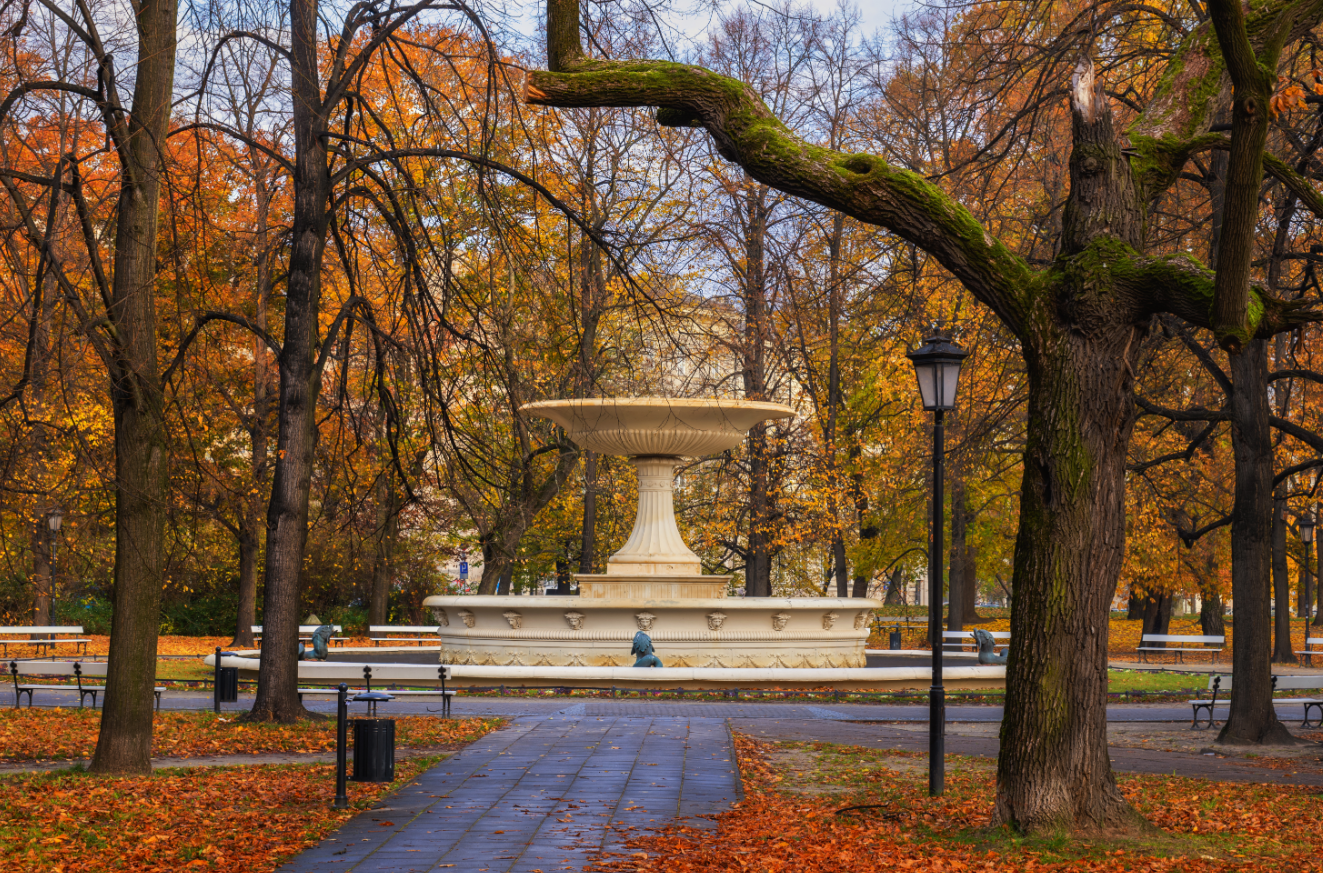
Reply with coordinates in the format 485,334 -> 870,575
368,626 -> 440,634
6,660 -> 106,678
1141,634 -> 1224,644
1306,637 -> 1323,647
942,630 -> 1011,639
1209,674 -> 1323,691
0,626 -> 84,636
251,625 -> 343,633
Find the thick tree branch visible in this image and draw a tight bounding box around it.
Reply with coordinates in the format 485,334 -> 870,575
527,4 -> 1036,337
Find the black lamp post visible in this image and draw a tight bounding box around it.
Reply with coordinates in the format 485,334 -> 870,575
1302,512 -> 1315,647
907,334 -> 968,798
46,508 -> 63,615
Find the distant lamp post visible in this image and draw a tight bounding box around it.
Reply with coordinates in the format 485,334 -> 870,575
907,333 -> 969,798
46,508 -> 63,615
1302,512 -> 1316,644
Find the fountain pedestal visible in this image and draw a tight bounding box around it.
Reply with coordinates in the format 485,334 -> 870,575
423,398 -> 881,668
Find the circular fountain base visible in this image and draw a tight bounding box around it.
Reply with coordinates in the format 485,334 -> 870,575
422,595 -> 880,669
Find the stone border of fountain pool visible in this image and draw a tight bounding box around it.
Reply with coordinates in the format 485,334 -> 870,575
206,652 -> 1006,691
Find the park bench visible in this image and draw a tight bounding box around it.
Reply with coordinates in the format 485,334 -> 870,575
941,629 -> 1010,653
297,665 -> 454,715
251,625 -> 348,648
7,660 -> 163,710
0,626 -> 90,658
1190,675 -> 1323,729
368,625 -> 441,646
1295,637 -> 1323,667
1137,633 -> 1224,663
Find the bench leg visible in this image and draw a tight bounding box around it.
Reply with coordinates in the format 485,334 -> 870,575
18,689 -> 32,708
1304,703 -> 1322,730
154,691 -> 161,712
1190,704 -> 1214,730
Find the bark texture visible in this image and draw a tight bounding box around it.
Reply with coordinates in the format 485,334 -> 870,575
90,0 -> 177,774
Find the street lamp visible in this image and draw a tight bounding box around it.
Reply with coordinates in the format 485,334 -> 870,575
46,508 -> 63,615
1302,512 -> 1315,648
907,333 -> 969,798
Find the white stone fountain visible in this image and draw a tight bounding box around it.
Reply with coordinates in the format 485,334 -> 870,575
422,397 -> 882,669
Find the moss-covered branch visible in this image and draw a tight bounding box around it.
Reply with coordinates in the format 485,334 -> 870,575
526,14 -> 1037,337
1122,251 -> 1319,337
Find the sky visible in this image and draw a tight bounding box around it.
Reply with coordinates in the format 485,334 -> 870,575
505,0 -> 924,46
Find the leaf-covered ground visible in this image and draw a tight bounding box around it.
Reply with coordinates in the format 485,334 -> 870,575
0,757 -> 438,872
0,709 -> 503,762
589,733 -> 1323,872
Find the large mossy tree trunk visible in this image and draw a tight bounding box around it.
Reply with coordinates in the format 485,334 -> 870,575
90,0 -> 178,774
529,0 -> 1321,831
997,325 -> 1142,831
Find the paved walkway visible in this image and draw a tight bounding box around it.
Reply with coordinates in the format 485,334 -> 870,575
279,715 -> 739,873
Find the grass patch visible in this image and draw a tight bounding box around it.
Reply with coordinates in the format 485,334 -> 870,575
0,755 -> 443,872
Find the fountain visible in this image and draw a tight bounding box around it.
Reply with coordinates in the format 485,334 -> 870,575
422,397 -> 883,669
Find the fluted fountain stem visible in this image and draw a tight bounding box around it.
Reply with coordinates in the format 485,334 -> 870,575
607,456 -> 702,575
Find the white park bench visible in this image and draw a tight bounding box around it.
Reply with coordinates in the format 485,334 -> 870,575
298,665 -> 455,716
251,625 -> 348,648
941,629 -> 1010,653
7,660 -> 163,710
1137,633 -> 1224,663
368,625 -> 440,646
0,626 -> 90,658
1190,675 -> 1323,729
1295,637 -> 1323,668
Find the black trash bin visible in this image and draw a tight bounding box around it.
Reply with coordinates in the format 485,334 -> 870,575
216,666 -> 239,703
352,718 -> 396,782
889,626 -> 903,650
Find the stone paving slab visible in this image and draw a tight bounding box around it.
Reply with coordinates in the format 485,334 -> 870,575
278,715 -> 739,873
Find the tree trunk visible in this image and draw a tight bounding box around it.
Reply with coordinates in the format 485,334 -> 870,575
1200,589 -> 1226,637
1126,588 -> 1144,620
90,0 -> 177,774
233,525 -> 259,648
1272,496 -> 1296,662
948,480 -> 971,629
369,472 -> 400,627
1217,341 -> 1296,745
1313,534 -> 1322,626
579,451 -> 598,574
233,157 -> 274,650
832,533 -> 849,597
248,0 -> 331,723
31,521 -> 51,626
882,566 -> 903,605
1142,593 -> 1173,640
994,328 -> 1143,832
742,183 -> 774,598
962,543 -> 981,621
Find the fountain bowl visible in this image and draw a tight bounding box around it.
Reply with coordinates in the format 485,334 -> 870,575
520,397 -> 795,458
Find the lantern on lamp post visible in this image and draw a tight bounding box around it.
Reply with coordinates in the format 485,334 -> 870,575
906,334 -> 969,798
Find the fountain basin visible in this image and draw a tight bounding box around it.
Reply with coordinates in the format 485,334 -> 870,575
423,596 -> 875,668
